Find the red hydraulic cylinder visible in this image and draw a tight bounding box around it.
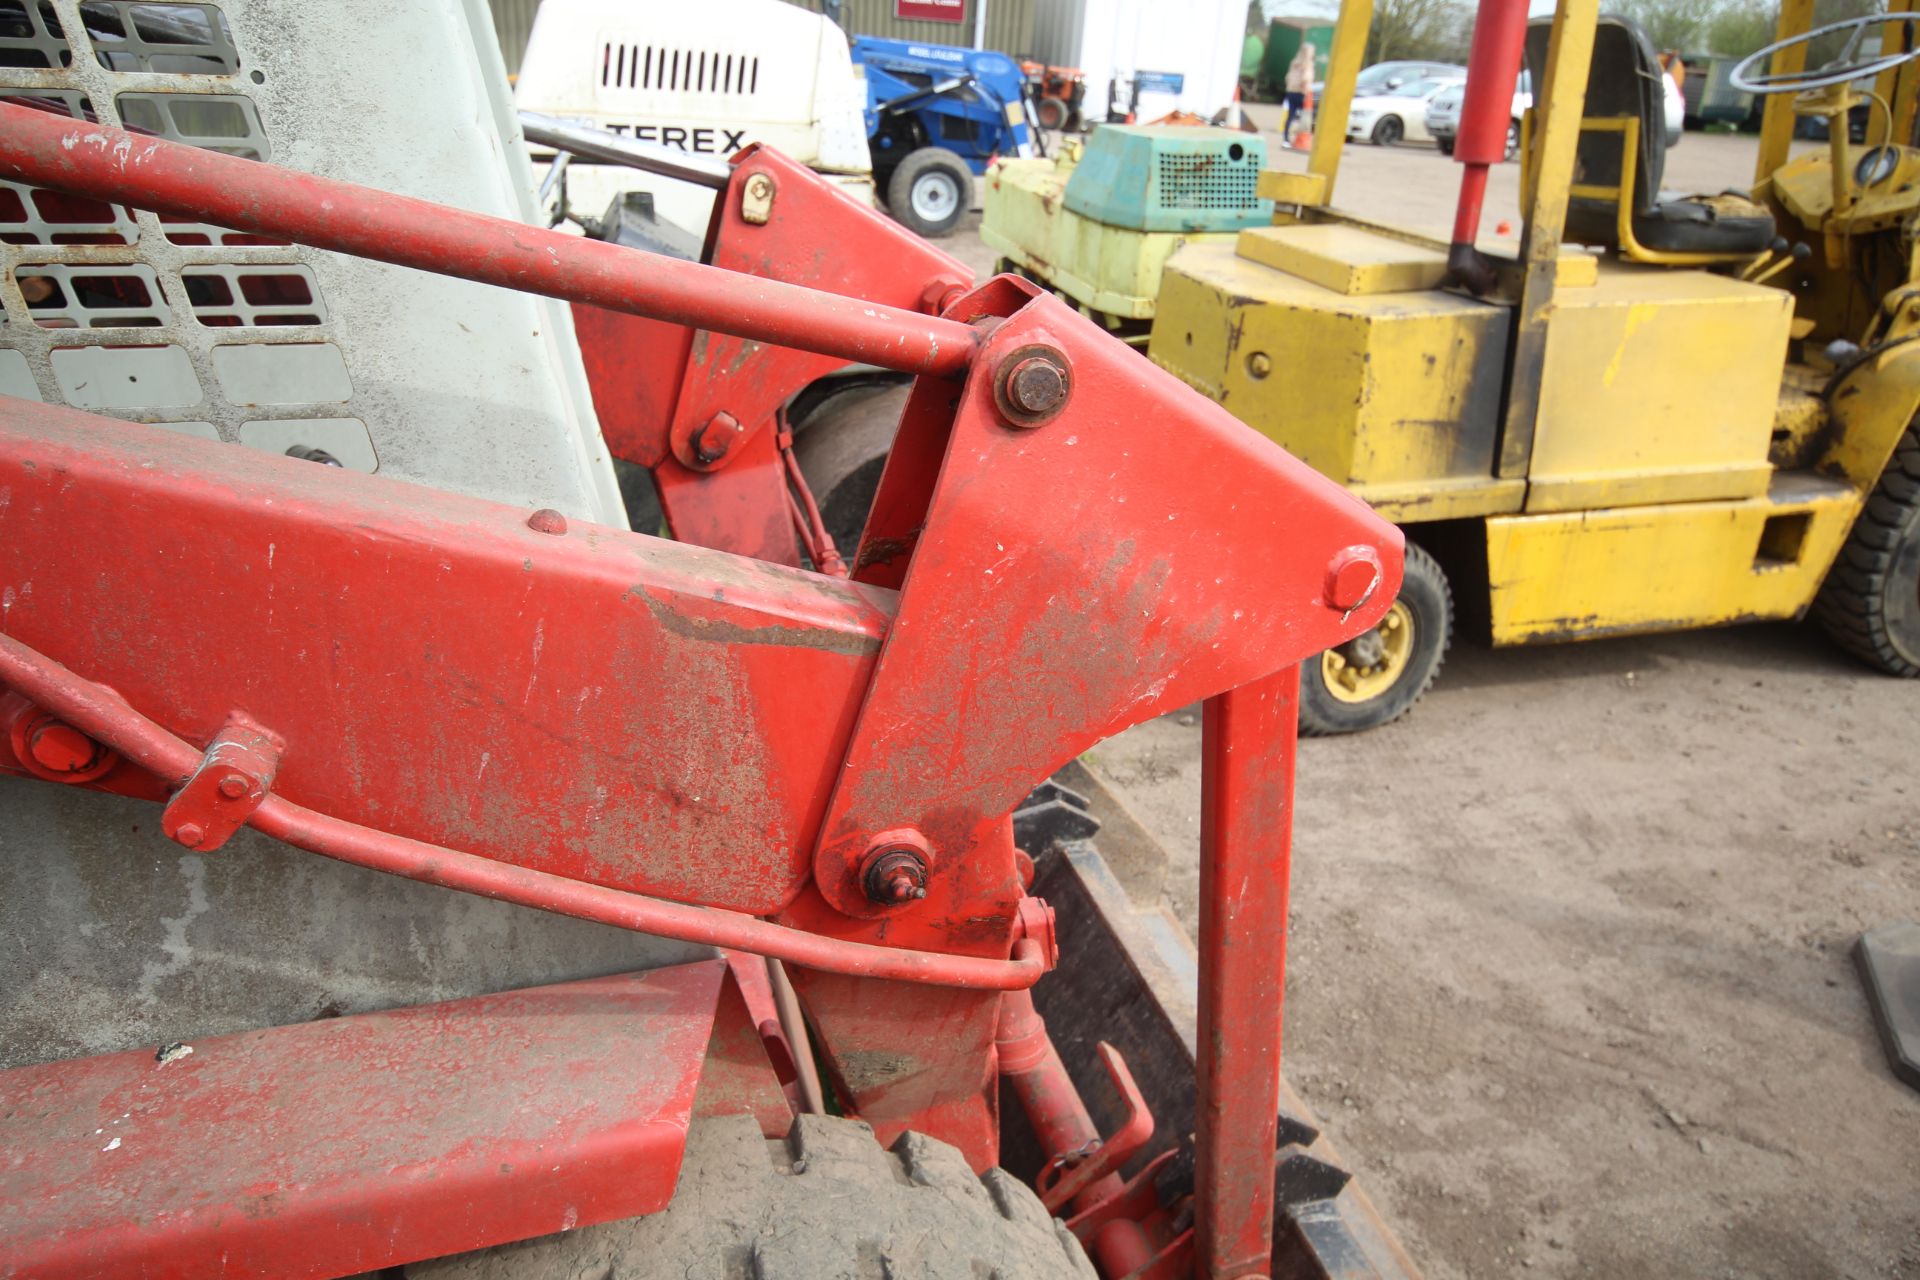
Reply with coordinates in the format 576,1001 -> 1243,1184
996,990 -> 1126,1209
1194,666 -> 1302,1279
0,103 -> 979,379
1447,0 -> 1531,288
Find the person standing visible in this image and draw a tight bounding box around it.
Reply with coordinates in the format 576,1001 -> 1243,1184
1284,42 -> 1316,140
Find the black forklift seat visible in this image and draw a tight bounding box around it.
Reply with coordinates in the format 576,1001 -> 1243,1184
1523,15 -> 1775,260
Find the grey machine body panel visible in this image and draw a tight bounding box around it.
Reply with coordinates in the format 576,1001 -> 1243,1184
1,0 -> 703,1071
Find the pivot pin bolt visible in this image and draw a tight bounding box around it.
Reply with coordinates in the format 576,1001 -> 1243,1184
995,346 -> 1073,427
862,847 -> 930,905
1007,356 -> 1067,415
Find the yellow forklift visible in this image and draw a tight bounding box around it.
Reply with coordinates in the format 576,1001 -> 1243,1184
992,0 -> 1920,734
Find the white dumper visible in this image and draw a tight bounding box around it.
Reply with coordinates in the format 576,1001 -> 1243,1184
514,0 -> 875,239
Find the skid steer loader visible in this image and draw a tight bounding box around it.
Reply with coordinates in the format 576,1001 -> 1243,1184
0,2 -> 1417,1275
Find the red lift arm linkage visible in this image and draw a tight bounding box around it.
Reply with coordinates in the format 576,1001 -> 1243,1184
0,103 -> 1404,1278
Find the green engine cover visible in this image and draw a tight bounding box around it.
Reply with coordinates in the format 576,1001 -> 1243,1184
1062,125 -> 1274,233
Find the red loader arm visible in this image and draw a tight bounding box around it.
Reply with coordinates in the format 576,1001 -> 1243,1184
0,103 -> 1403,1278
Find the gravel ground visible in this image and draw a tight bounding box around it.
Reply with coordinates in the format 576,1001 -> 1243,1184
943,124 -> 1920,1278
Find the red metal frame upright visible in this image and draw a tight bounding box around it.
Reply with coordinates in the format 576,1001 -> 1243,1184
1196,667 -> 1304,1278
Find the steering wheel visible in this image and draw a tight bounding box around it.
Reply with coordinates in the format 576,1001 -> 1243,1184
1731,13 -> 1920,95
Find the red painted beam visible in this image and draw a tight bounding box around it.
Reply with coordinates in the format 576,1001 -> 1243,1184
0,102 -> 979,379
1194,666 -> 1302,1279
0,963 -> 727,1279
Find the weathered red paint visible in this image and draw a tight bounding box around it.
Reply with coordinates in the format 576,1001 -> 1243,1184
157,713 -> 282,852
810,275 -> 1405,928
0,401 -> 889,918
1195,666 -> 1303,1279
0,962 -> 727,1279
569,147 -> 968,567
665,147 -> 971,473
0,110 -> 1411,1271
0,624 -> 1045,991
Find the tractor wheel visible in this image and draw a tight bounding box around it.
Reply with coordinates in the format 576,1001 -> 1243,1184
1035,96 -> 1069,131
1436,137 -> 1454,156
1299,541 -> 1452,736
1814,420 -> 1920,676
792,377 -> 911,554
1370,115 -> 1403,146
888,147 -> 972,238
407,1113 -> 1096,1280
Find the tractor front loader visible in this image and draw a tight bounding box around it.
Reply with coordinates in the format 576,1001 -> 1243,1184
0,89 -> 1415,1280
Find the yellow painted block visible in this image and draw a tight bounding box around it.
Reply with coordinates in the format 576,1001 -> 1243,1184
1235,223 -> 1449,296
1554,253 -> 1599,288
1257,170 -> 1330,206
1527,263 -> 1793,513
1486,472 -> 1861,644
1152,241 -> 1515,512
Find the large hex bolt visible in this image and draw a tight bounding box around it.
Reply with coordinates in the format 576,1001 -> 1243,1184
6,704 -> 118,784
994,345 -> 1073,428
858,829 -> 935,906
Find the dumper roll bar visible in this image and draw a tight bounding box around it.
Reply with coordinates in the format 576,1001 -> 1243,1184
0,101 -> 1404,1279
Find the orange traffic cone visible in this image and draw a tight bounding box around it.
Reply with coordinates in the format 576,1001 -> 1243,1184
1293,87 -> 1314,150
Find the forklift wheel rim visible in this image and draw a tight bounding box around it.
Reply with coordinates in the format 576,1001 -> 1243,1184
912,171 -> 961,222
1322,600 -> 1415,703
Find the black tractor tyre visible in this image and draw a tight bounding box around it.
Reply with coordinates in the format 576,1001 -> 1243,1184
1814,421 -> 1920,676
887,147 -> 973,238
1436,137 -> 1454,156
1035,96 -> 1069,131
407,1113 -> 1097,1280
1371,114 -> 1404,146
1299,541 -> 1452,737
792,377 -> 911,553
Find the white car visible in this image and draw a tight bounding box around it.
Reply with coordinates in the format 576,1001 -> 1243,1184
1426,76 -> 1531,160
1346,77 -> 1465,148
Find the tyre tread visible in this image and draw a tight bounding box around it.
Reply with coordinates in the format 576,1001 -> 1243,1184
1813,420 -> 1920,676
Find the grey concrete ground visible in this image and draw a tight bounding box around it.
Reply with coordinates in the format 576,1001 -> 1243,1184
947,126 -> 1920,1278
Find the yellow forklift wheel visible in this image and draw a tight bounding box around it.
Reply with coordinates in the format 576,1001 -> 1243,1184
1299,542 -> 1453,736
1321,601 -> 1416,703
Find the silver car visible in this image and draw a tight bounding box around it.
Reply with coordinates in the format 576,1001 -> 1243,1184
1425,69 -> 1681,159
1313,59 -> 1464,100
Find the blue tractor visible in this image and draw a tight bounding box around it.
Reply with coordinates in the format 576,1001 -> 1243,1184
849,36 -> 1033,238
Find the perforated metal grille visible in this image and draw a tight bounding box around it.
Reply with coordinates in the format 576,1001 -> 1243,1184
1154,152 -> 1260,212
15,261 -> 169,325
0,0 -> 364,468
182,263 -> 323,326
0,0 -> 73,68
599,42 -> 759,95
83,1 -> 237,74
117,90 -> 264,156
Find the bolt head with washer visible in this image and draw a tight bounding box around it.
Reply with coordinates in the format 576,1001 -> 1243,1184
993,345 -> 1073,428
857,829 -> 935,906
